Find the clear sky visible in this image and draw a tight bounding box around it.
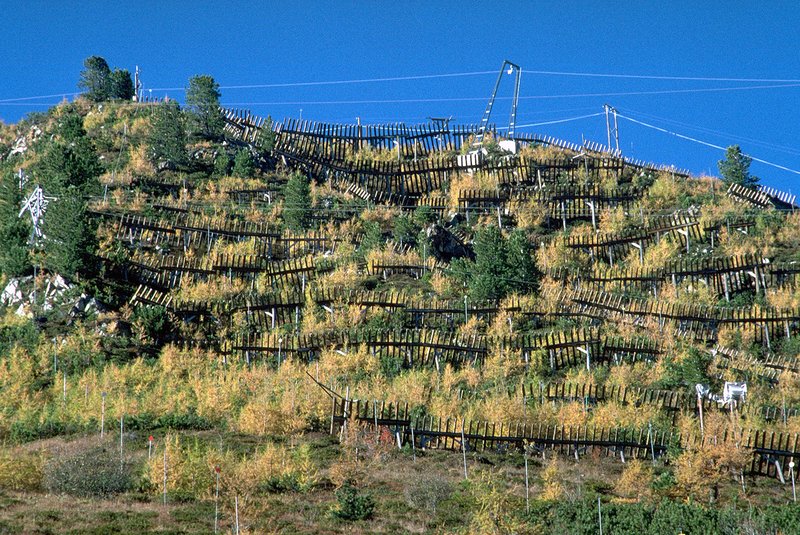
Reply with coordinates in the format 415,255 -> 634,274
2,2 -> 800,191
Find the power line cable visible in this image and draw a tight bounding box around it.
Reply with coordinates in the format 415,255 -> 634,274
497,112 -> 605,130
4,80 -> 799,107
616,107 -> 800,158
6,66 -> 800,103
158,69 -> 800,92
0,102 -> 62,107
616,113 -> 800,176
521,69 -> 800,83
147,70 -> 498,92
220,82 -> 800,107
0,92 -> 79,103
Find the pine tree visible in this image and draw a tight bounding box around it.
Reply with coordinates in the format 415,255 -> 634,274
78,56 -> 111,102
147,101 -> 188,171
34,107 -> 102,195
505,229 -> 538,294
469,225 -> 508,301
37,136 -> 102,195
0,170 -> 30,277
185,75 -> 224,140
232,148 -> 255,178
258,116 -> 277,151
41,189 -> 98,280
108,69 -> 134,100
283,172 -> 312,231
718,145 -> 759,187
213,151 -> 231,177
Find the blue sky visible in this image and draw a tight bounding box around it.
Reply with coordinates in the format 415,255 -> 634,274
2,2 -> 800,191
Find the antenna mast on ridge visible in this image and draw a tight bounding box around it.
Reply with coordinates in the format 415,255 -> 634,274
133,66 -> 142,102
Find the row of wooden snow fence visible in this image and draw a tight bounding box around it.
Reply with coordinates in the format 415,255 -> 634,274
327,397 -> 800,478
547,285 -> 800,341
553,254 -> 769,298
275,115 -> 692,179
329,396 -> 671,461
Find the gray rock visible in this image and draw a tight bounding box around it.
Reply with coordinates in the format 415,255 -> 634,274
425,224 -> 474,262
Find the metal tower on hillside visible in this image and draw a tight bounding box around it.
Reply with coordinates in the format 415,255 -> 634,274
470,60 -> 522,152
18,185 -> 54,242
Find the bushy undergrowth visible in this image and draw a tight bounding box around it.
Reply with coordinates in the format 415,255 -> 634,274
332,482 -> 374,521
0,448 -> 45,491
526,497 -> 800,535
43,446 -> 135,497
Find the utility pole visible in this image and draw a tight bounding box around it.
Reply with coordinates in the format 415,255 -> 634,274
603,104 -> 620,153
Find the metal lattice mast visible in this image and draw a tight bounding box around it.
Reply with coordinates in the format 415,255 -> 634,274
508,65 -> 522,138
603,104 -> 620,153
471,60 -> 522,152
18,185 -> 54,241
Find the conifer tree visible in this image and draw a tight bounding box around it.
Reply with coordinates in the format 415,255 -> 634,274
718,145 -> 759,187
41,190 -> 97,280
469,225 -> 508,301
505,229 -> 538,294
147,101 -> 188,171
108,69 -> 134,100
232,148 -> 255,178
31,108 -> 102,280
185,75 -> 224,140
283,172 -> 312,231
259,116 -> 277,151
36,111 -> 102,195
0,169 -> 30,277
78,56 -> 111,102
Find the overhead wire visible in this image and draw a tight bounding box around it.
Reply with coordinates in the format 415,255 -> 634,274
146,70 -> 499,92
0,92 -> 79,103
520,69 -> 800,83
616,107 -> 800,158
497,112 -> 605,130
5,66 -> 800,103
616,113 -> 800,176
219,82 -> 800,107
158,69 -> 800,92
4,78 -> 800,110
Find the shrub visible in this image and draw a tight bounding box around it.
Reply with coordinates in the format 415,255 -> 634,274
146,434 -> 213,501
131,305 -> 172,347
0,448 -> 44,491
43,446 -> 135,497
156,409 -> 213,431
8,416 -> 77,444
232,148 -> 255,178
332,482 -> 374,521
405,473 -> 452,514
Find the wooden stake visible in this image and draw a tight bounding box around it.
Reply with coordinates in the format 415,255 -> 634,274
698,392 -> 704,438
100,391 -> 106,438
163,448 -> 168,505
598,496 -> 603,535
234,495 -> 240,534
461,419 -> 468,480
214,468 -> 220,533
525,455 -> 530,514
410,423 -> 416,461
